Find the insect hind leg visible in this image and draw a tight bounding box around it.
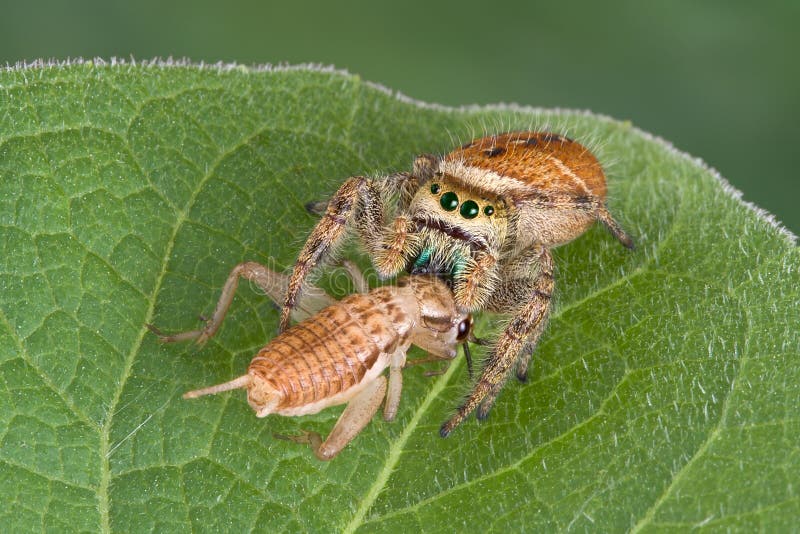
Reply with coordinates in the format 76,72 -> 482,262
275,375 -> 387,461
149,261 -> 313,347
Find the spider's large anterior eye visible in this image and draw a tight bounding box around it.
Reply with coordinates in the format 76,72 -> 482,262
460,200 -> 479,219
440,191 -> 459,211
430,183 -> 441,194
484,205 -> 494,217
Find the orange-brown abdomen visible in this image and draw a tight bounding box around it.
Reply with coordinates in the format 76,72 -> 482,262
446,131 -> 607,200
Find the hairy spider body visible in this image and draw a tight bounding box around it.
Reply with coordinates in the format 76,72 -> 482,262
281,131 -> 633,436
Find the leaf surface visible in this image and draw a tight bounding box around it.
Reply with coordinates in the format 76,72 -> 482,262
0,62 -> 797,532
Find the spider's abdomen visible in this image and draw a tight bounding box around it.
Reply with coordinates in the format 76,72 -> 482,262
441,131 -> 607,202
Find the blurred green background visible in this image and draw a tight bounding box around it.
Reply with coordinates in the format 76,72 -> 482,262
3,0 -> 797,234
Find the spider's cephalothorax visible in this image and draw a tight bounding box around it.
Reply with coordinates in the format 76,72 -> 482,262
281,131 -> 633,436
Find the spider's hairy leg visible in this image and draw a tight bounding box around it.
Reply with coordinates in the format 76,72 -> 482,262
597,205 -> 634,249
478,247 -> 554,419
440,246 -> 554,436
307,167 -> 425,215
387,170 -> 422,212
374,215 -> 418,277
281,176 -> 381,331
485,246 -> 553,383
452,249 -> 500,311
367,170 -> 425,277
412,153 -> 438,180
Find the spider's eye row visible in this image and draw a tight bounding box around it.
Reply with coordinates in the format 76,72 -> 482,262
460,200 -> 479,219
435,187 -> 495,219
440,191 -> 459,211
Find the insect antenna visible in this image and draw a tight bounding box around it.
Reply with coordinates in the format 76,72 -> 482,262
183,374 -> 252,399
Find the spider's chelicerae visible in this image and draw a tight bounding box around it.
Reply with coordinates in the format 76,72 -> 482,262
281,131 -> 633,436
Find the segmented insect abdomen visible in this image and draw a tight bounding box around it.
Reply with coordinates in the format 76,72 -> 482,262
248,288 -> 409,409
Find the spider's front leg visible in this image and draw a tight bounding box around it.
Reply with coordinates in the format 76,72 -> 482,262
281,175 -> 381,331
440,245 -> 554,436
452,249 -> 500,311
373,215 -> 419,277
281,170 -> 422,331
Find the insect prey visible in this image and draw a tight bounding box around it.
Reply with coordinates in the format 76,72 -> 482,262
149,261 -> 472,460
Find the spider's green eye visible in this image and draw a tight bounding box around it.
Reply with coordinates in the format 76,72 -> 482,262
440,191 -> 459,211
460,200 -> 479,219
484,205 -> 495,216
430,183 -> 441,194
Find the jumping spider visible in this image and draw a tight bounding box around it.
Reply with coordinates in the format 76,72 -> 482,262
281,131 -> 633,436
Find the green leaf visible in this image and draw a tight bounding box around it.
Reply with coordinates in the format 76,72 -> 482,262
1,61 -> 797,532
